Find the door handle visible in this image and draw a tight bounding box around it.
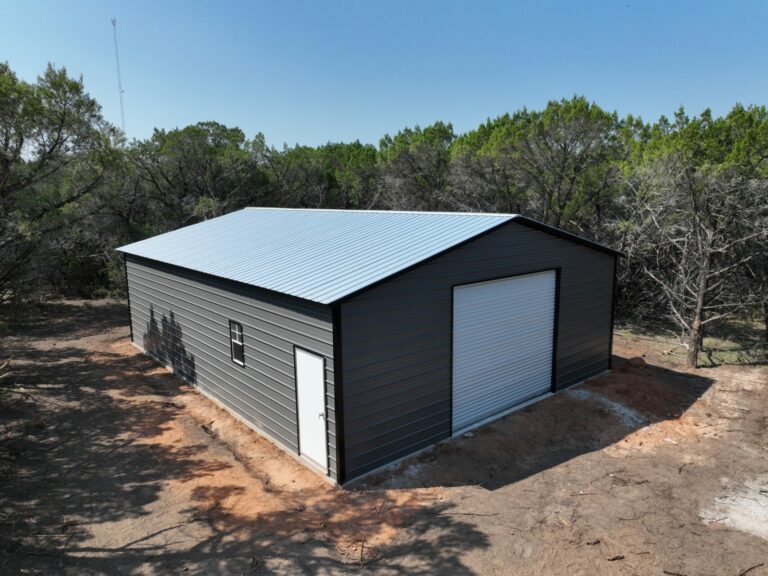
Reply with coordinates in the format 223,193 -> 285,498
318,412 -> 325,420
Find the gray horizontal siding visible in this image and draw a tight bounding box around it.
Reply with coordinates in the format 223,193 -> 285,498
126,255 -> 338,481
340,222 -> 614,480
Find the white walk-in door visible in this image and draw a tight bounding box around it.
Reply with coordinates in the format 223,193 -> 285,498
452,270 -> 556,433
295,348 -> 328,472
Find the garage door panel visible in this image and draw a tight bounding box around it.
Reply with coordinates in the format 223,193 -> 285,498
454,349 -> 552,398
456,301 -> 553,321
454,348 -> 552,382
455,359 -> 551,406
452,270 -> 556,433
454,329 -> 553,361
454,314 -> 552,341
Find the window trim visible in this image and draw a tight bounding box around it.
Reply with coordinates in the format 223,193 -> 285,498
229,320 -> 245,367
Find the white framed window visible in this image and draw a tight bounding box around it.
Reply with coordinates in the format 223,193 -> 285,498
229,320 -> 245,366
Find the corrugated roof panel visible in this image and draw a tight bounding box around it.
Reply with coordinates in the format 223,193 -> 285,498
117,208 -> 514,304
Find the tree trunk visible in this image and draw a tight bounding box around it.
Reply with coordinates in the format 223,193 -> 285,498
687,318 -> 703,368
763,301 -> 768,341
686,259 -> 710,369
594,202 -> 602,242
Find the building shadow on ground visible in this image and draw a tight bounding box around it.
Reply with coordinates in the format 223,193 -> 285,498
356,355 -> 715,492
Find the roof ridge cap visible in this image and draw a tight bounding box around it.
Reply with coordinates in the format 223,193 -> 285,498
244,207 -> 517,218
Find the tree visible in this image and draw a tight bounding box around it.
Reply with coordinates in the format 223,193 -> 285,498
253,139 -> 328,207
130,122 -> 260,230
449,114 -> 530,213
630,107 -> 768,367
447,98 -> 628,239
378,122 -> 455,210
507,97 -> 623,238
317,141 -> 378,208
0,63 -> 117,302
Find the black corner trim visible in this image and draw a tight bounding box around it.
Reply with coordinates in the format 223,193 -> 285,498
551,268 -> 562,392
608,255 -> 618,370
331,304 -> 346,484
448,284 -> 454,437
124,254 -> 134,343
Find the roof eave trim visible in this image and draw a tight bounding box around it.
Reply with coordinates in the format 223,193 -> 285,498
123,253 -> 334,306
509,216 -> 625,258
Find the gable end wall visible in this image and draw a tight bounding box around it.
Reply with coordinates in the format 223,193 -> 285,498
339,222 -> 615,480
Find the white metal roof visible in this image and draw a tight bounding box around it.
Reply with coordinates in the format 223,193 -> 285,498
118,208 -> 514,304
117,208 -> 619,305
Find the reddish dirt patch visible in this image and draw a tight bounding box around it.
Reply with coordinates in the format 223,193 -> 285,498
2,300 -> 767,575
0,301 -> 441,574
102,336 -> 438,560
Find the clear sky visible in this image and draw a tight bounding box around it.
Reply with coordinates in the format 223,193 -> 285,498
1,0 -> 766,146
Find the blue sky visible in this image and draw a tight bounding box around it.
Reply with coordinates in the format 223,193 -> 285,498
1,0 -> 766,146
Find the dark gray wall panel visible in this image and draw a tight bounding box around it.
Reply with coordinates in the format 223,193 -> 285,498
125,256 -> 338,481
340,222 -> 615,480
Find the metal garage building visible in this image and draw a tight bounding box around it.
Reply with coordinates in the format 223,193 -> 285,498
118,208 -> 620,484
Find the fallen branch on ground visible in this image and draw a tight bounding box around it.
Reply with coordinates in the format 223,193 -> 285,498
440,512 -> 499,517
738,563 -> 764,576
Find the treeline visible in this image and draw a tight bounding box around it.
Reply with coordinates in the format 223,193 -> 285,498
1,63 -> 766,366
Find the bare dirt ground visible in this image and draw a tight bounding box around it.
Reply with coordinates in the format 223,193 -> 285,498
1,301 -> 767,575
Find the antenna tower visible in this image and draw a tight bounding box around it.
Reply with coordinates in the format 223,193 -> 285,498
111,18 -> 126,134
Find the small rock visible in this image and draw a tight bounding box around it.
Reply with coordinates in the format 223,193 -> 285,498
663,437 -> 678,445
586,538 -> 601,545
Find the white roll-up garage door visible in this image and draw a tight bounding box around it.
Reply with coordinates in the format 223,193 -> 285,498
452,270 -> 556,433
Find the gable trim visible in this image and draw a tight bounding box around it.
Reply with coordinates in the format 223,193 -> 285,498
333,216 -> 621,304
